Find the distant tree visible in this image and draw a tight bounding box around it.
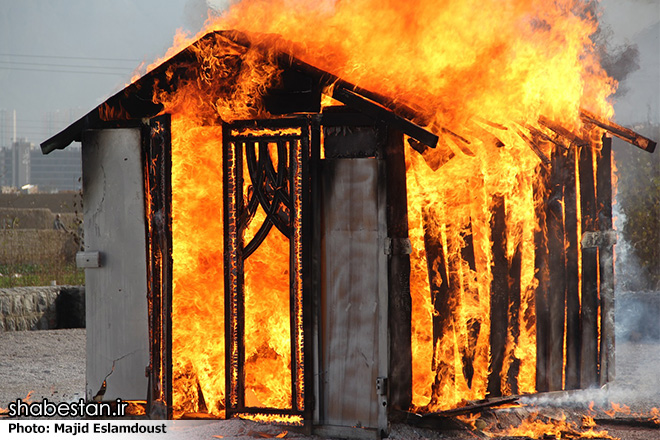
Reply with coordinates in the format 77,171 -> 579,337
614,124 -> 660,290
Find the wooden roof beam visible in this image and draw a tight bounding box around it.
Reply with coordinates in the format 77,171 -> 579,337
580,108 -> 656,153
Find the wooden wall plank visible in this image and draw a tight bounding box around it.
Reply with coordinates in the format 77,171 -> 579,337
460,222 -> 479,391
534,164 -> 551,393
321,158 -> 380,428
546,149 -> 567,391
597,135 -> 615,385
579,145 -> 599,388
422,206 -> 452,406
487,195 -> 508,397
564,148 -> 581,389
384,129 -> 412,413
506,238 -> 522,395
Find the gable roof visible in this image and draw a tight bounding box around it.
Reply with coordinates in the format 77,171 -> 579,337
41,30 -> 439,154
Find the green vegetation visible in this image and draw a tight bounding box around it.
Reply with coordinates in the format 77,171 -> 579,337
0,263 -> 84,288
615,124 -> 660,291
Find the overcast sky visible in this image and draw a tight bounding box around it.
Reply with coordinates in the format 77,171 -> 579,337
0,0 -> 201,145
0,0 -> 657,147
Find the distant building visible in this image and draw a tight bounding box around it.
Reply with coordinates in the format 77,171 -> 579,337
0,109 -> 13,149
0,140 -> 81,192
0,147 -> 12,188
30,145 -> 81,192
12,138 -> 30,189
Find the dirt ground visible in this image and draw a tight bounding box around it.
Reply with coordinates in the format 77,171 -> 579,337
0,328 -> 658,439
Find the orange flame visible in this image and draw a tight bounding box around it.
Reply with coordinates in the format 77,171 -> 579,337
487,412 -> 616,439
144,0 -> 618,417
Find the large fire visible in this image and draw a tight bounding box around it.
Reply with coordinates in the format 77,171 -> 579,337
147,0 -> 618,417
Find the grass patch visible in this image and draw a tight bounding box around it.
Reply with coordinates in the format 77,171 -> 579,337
0,263 -> 84,288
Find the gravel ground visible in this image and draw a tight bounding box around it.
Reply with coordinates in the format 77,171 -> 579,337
0,328 -> 85,406
1,328 -> 658,439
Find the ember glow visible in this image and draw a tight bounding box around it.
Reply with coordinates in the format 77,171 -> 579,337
485,412 -> 615,439
147,0 -> 619,417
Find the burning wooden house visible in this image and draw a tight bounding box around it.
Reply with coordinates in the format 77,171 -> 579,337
42,27 -> 656,438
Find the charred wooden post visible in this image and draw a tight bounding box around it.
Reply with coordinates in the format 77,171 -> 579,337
309,117 -> 322,425
564,147 -> 581,389
223,123 -> 245,415
534,164 -> 550,392
446,241 -> 469,391
597,134 -> 615,385
546,148 -> 567,391
422,206 -> 453,404
300,115 -> 318,429
578,144 -> 599,388
460,223 -> 479,390
144,114 -> 173,418
506,235 -> 522,395
384,128 -> 413,412
424,209 -> 479,402
488,195 -> 508,397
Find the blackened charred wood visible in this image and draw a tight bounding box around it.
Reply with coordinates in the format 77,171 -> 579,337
460,223 -> 479,390
539,116 -> 589,147
144,114 -> 173,418
424,224 -> 450,369
285,53 -> 432,123
564,147 -> 581,390
579,144 -> 599,388
385,128 -> 413,411
580,108 -> 657,153
393,410 -> 483,435
524,123 -> 569,151
487,195 -> 508,397
597,135 -> 615,385
440,126 -> 472,146
546,148 -> 567,392
514,127 -> 551,165
422,209 -> 450,355
333,87 -> 438,148
506,238 -> 522,395
594,418 -> 660,429
216,29 -> 445,142
533,164 -> 550,392
422,395 -> 519,418
305,117 -> 321,427
422,206 -> 455,406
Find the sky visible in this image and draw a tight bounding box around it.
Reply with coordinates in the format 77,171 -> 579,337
0,0 -> 657,147
0,0 -> 204,145
600,0 -> 660,125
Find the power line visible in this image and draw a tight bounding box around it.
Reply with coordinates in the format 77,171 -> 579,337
0,66 -> 128,76
0,52 -> 142,63
0,60 -> 134,72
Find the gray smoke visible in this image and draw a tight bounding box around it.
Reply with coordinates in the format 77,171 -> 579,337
589,9 -> 641,97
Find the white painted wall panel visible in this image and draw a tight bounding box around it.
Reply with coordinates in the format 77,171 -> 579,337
82,129 -> 149,401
